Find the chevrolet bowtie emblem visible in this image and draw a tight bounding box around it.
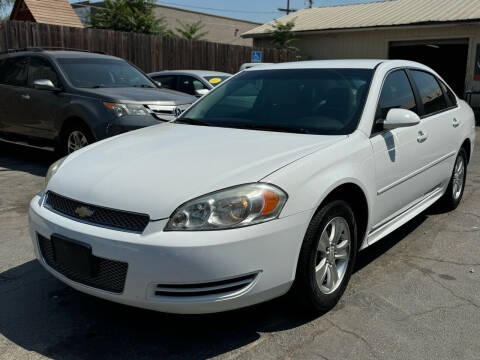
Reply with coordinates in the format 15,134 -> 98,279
75,206 -> 95,218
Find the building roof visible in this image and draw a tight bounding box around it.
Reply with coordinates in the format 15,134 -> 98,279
243,0 -> 480,38
10,0 -> 84,28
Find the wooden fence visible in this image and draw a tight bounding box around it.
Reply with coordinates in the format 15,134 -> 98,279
0,21 -> 296,73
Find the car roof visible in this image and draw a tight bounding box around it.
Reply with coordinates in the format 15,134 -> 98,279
0,50 -> 123,61
149,70 -> 232,77
245,59 -> 430,71
44,51 -> 122,60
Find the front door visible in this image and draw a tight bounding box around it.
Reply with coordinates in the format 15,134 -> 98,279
22,56 -> 65,140
370,69 -> 431,227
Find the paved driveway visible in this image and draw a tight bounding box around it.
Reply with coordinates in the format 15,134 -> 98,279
1,131 -> 479,360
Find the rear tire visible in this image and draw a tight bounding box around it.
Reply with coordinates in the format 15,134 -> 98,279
438,148 -> 467,211
59,123 -> 94,155
291,200 -> 357,314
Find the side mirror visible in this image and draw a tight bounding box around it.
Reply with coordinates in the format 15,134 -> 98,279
195,89 -> 210,97
155,81 -> 162,87
33,79 -> 60,91
382,108 -> 420,130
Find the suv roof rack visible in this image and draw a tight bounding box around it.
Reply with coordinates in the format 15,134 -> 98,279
0,47 -> 105,55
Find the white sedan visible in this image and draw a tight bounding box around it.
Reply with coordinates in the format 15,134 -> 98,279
29,60 -> 475,314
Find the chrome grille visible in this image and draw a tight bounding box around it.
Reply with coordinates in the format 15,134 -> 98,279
38,234 -> 128,294
45,192 -> 150,233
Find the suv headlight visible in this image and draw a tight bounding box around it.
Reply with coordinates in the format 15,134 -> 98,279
45,157 -> 66,189
104,102 -> 150,117
165,184 -> 287,231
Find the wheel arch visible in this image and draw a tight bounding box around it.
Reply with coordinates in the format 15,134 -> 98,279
58,116 -> 96,143
461,138 -> 471,164
312,181 -> 370,252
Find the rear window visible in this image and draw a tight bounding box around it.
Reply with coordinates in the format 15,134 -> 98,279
410,70 -> 447,116
0,57 -> 28,87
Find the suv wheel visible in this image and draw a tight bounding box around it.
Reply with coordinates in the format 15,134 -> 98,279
438,148 -> 468,211
292,200 -> 357,313
61,124 -> 94,155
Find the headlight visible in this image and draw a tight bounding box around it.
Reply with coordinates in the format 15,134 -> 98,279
165,184 -> 287,231
104,102 -> 150,117
45,157 -> 66,189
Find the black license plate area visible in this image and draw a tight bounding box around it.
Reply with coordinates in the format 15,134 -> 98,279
52,236 -> 97,277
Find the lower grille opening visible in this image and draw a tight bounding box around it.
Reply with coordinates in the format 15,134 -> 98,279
155,273 -> 258,297
38,234 -> 128,294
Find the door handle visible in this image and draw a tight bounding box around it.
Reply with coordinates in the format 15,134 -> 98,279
417,131 -> 428,143
21,94 -> 30,100
452,118 -> 460,128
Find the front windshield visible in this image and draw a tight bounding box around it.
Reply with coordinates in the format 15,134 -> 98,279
179,69 -> 373,135
58,58 -> 156,88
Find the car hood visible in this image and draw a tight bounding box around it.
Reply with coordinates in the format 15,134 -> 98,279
48,124 -> 345,220
77,87 -> 195,105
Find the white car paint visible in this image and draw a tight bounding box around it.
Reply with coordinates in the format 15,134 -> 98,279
29,60 -> 476,314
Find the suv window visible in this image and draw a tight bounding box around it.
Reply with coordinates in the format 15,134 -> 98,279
153,75 -> 176,90
439,80 -> 457,108
376,70 -> 417,122
29,57 -> 61,88
410,70 -> 447,116
0,57 -> 28,87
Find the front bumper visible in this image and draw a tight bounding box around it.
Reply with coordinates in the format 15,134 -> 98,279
29,195 -> 311,314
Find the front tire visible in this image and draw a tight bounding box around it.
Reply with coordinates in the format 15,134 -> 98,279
438,148 -> 467,211
60,123 -> 94,155
292,200 -> 357,313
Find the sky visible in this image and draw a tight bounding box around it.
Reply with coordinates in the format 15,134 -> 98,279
68,0 -> 387,24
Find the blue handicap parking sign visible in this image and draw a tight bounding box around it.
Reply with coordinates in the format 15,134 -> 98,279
251,51 -> 262,63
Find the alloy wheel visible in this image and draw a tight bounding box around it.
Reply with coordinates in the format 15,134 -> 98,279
67,130 -> 89,154
452,155 -> 465,200
315,217 -> 351,294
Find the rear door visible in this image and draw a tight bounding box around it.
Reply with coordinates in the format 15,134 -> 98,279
370,69 -> 430,226
0,56 -> 29,135
408,70 -> 457,189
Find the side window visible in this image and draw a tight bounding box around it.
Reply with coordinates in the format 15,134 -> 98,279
29,57 -> 61,88
153,75 -> 176,90
178,75 -> 206,95
376,70 -> 417,123
2,57 -> 28,87
410,70 -> 447,116
439,80 -> 457,108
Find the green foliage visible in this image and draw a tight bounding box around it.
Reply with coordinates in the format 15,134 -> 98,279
90,0 -> 168,35
175,20 -> 208,41
269,19 -> 298,52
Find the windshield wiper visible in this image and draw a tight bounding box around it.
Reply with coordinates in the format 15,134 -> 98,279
174,117 -> 211,126
132,84 -> 156,88
227,124 -> 312,134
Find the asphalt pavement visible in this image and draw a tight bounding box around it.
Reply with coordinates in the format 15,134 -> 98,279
0,130 -> 479,360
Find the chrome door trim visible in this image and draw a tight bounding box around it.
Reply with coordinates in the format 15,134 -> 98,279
377,150 -> 456,195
